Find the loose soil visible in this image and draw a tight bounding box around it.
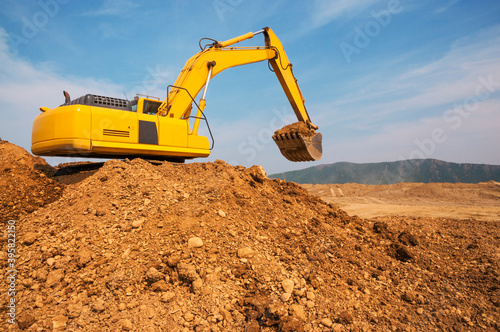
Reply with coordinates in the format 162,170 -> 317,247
1,139 -> 499,331
274,122 -> 314,138
0,140 -> 63,223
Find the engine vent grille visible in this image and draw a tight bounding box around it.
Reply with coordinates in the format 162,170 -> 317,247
93,95 -> 128,109
62,94 -> 132,111
103,129 -> 129,137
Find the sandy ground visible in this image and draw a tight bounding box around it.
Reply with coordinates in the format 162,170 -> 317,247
301,182 -> 500,222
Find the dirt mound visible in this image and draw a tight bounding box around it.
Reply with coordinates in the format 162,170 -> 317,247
0,139 -> 55,176
0,140 -> 63,223
1,143 -> 499,331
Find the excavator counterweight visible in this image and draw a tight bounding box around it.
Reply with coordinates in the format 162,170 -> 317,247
31,27 -> 322,163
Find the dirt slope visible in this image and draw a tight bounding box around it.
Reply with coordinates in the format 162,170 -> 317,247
0,140 -> 63,223
0,141 -> 499,331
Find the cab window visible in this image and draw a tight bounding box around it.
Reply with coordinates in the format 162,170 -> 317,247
143,100 -> 162,115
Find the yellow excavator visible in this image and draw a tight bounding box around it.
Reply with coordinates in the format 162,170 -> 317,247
31,27 -> 322,162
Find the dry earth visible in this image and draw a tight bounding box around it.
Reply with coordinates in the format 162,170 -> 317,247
0,139 -> 499,331
302,183 -> 500,222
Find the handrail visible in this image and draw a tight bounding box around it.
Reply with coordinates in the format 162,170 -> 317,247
164,85 -> 215,150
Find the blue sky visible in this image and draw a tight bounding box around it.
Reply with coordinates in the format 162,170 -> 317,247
0,0 -> 499,174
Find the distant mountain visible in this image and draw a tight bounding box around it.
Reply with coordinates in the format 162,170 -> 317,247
269,159 -> 500,184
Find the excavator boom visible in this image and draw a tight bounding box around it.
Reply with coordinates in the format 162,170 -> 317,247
158,27 -> 322,162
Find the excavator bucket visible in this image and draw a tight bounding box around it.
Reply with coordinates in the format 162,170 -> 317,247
272,122 -> 322,162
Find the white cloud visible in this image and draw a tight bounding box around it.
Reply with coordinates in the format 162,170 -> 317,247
312,24 -> 500,165
0,27 -> 124,152
309,0 -> 382,29
325,97 -> 500,165
433,0 -> 460,15
82,0 -> 139,17
328,25 -> 500,125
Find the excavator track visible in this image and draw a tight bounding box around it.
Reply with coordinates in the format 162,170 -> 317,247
273,125 -> 322,162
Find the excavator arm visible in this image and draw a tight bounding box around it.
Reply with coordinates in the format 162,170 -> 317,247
157,27 -> 322,162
